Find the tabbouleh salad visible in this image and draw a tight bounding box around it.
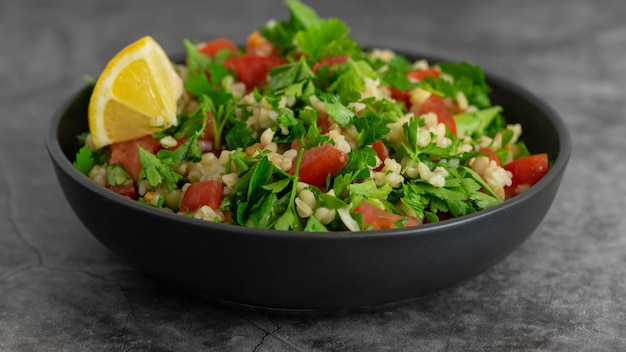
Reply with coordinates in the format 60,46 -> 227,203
73,0 -> 549,232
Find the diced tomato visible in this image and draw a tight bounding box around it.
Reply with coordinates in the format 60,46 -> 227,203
109,135 -> 162,181
195,112 -> 219,152
197,38 -> 239,57
414,94 -> 458,135
245,31 -> 277,57
180,180 -> 224,213
371,140 -> 389,171
389,87 -> 410,109
479,147 -> 500,166
503,153 -> 549,197
311,55 -> 350,72
198,114 -> 218,152
223,55 -> 287,90
289,143 -> 349,187
107,183 -> 137,200
317,111 -> 332,134
406,68 -> 440,81
354,201 -> 421,230
442,97 -> 463,115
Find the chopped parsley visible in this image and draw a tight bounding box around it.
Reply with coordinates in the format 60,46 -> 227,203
74,145 -> 94,175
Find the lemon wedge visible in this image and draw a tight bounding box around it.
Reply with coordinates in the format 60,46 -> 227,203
88,36 -> 183,149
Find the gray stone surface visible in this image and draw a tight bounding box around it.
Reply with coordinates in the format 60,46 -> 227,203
1,0 -> 625,350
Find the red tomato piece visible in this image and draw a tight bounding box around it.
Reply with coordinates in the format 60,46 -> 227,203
180,180 -> 224,213
197,38 -> 239,57
503,153 -> 549,197
371,140 -> 389,171
415,94 -> 458,135
389,87 -> 410,109
197,112 -> 219,151
406,68 -> 440,81
311,55 -> 350,72
316,111 -> 332,134
198,113 -> 219,152
223,55 -> 287,90
354,201 -> 421,230
109,135 -> 162,181
107,183 -> 137,200
245,31 -> 277,57
289,143 -> 349,187
442,97 -> 463,115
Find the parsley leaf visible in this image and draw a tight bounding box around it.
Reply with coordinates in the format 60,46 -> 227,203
224,120 -> 256,150
462,166 -> 501,201
453,106 -> 503,137
295,18 -> 358,62
304,216 -> 328,232
328,58 -> 376,104
274,207 -> 300,231
318,192 -> 348,209
264,1 -> 358,62
400,184 -> 426,218
259,0 -> 318,56
106,163 -> 132,186
273,148 -> 305,231
471,188 -> 502,209
248,156 -> 274,205
410,181 -> 470,218
74,145 -> 94,175
156,137 -> 202,165
183,39 -> 213,97
301,122 -> 332,149
268,56 -> 315,93
298,107 -> 320,126
275,110 -> 307,143
361,97 -> 406,124
337,148 -> 376,178
138,146 -> 182,192
200,91 -> 236,151
349,179 -> 393,200
354,111 -> 391,147
245,192 -> 282,228
224,151 -> 306,231
286,0 -> 319,29
379,54 -> 420,91
263,178 -> 293,193
321,93 -> 354,128
401,116 -> 421,158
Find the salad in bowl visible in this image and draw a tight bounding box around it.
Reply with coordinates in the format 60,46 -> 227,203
47,0 -> 569,309
73,0 -> 549,233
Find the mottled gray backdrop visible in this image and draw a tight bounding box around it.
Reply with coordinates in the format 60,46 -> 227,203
1,0 -> 625,351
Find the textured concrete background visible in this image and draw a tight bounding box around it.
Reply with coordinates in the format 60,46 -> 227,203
1,0 -> 625,351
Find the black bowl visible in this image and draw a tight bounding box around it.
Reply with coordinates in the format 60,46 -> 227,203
46,52 -> 571,311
